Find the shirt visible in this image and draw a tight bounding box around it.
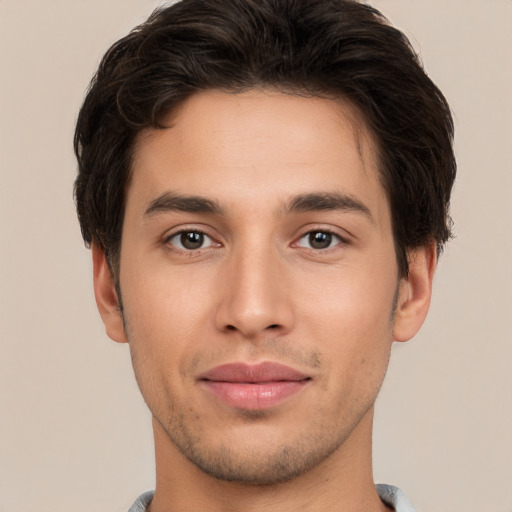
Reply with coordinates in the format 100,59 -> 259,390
128,483 -> 417,511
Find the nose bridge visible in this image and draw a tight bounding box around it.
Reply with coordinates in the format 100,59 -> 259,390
215,235 -> 293,338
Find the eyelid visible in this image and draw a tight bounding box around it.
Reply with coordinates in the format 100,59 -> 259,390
162,226 -> 222,252
291,226 -> 350,251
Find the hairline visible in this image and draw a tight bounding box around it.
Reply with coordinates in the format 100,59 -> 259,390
107,87 -> 394,277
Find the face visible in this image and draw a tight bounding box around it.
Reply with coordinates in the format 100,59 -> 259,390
96,90 -> 430,484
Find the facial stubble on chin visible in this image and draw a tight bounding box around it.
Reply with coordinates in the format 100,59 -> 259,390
119,282 -> 401,486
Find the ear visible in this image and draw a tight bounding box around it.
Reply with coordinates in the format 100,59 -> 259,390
92,244 -> 128,343
393,244 -> 437,342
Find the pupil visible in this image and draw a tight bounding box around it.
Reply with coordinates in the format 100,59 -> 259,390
309,232 -> 331,249
181,231 -> 203,249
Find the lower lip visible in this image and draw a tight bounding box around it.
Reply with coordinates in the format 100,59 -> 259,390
201,380 -> 309,410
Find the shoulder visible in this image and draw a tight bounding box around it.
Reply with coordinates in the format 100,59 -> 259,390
376,484 -> 417,512
127,490 -> 155,512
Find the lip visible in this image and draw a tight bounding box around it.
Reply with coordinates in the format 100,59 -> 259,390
198,362 -> 311,410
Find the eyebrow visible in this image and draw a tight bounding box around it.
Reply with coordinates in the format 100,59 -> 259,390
144,191 -> 373,222
284,192 -> 374,222
144,192 -> 223,217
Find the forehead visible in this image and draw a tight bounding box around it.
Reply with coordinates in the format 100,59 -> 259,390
129,90 -> 387,223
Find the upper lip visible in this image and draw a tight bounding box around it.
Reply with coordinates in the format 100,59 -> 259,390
199,361 -> 310,383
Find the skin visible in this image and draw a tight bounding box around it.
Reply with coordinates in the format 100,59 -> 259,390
93,90 -> 436,512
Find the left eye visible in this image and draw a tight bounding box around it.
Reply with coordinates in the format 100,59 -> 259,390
296,231 -> 342,250
167,230 -> 216,251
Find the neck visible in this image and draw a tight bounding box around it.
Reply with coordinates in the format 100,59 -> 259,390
148,408 -> 391,512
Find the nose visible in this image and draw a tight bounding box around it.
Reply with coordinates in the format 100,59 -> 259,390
214,245 -> 294,339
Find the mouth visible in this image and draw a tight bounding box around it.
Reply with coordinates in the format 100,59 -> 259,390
198,361 -> 311,410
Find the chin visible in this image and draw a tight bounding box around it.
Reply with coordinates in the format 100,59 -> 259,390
161,415 -> 351,486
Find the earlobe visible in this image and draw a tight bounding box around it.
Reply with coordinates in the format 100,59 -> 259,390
92,244 -> 128,343
393,244 -> 437,343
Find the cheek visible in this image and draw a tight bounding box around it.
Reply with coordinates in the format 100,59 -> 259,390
296,263 -> 396,383
119,267 -> 211,392
121,258 -> 214,331
121,279 -> 205,419
298,260 -> 397,331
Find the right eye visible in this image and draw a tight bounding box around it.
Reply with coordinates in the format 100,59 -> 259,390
166,230 -> 217,251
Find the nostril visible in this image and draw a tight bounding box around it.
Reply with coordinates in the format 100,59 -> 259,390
267,324 -> 280,329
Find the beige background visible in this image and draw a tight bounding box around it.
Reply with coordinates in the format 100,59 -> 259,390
0,1 -> 511,511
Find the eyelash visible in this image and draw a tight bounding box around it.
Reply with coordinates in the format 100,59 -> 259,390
163,228 -> 347,253
164,229 -> 219,252
293,230 -> 345,251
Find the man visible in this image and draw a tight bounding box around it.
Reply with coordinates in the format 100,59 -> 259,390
74,0 -> 455,510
